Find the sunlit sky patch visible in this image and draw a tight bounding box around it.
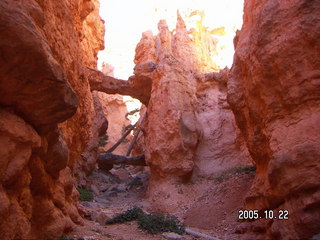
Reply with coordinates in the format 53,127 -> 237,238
97,0 -> 244,79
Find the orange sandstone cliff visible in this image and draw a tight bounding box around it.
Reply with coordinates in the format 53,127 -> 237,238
133,13 -> 252,201
0,0 -> 105,239
1,0 -> 320,239
228,0 -> 320,238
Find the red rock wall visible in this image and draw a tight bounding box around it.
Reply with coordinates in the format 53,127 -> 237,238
228,0 -> 320,238
136,24 -> 253,209
194,70 -> 252,176
0,0 -> 104,239
136,18 -> 200,181
134,13 -> 251,182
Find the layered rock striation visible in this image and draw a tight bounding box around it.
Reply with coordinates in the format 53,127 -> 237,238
0,0 -> 105,239
228,0 -> 320,238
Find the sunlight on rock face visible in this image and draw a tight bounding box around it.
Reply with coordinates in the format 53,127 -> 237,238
97,0 -> 244,79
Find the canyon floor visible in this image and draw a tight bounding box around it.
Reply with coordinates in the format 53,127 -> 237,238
67,166 -> 256,240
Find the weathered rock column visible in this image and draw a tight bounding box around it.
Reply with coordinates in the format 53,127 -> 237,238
228,0 -> 320,238
137,19 -> 200,181
0,0 -> 105,239
134,12 -> 252,182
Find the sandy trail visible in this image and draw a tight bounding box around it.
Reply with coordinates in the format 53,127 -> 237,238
69,167 -> 257,240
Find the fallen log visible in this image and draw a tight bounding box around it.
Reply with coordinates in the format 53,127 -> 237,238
87,67 -> 152,105
98,153 -> 147,171
105,123 -> 136,153
185,228 -> 222,240
126,127 -> 142,156
126,112 -> 147,156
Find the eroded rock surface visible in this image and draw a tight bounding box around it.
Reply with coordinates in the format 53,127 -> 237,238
228,0 -> 320,239
194,69 -> 252,176
0,0 -> 104,238
138,19 -> 200,181
134,13 -> 251,183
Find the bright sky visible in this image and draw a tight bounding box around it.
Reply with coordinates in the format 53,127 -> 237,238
97,0 -> 244,79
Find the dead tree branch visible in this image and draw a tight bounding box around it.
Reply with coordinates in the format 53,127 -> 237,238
87,67 -> 152,105
105,123 -> 136,153
126,113 -> 147,156
98,153 -> 146,168
185,228 -> 222,240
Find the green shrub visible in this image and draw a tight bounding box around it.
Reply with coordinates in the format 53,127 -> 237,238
106,207 -> 185,235
138,214 -> 185,235
106,207 -> 144,224
234,165 -> 256,174
77,188 -> 94,201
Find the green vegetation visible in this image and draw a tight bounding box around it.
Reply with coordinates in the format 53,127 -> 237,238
138,213 -> 185,234
106,207 -> 185,235
106,207 -> 144,224
77,187 -> 94,201
99,134 -> 109,147
213,165 -> 256,183
233,165 -> 256,174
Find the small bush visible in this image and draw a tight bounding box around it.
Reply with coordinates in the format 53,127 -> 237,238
106,207 -> 144,224
234,165 -> 256,174
106,207 -> 185,235
77,188 -> 94,201
138,214 -> 185,235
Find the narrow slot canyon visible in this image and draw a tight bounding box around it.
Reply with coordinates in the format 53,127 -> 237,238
0,1 -> 320,240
